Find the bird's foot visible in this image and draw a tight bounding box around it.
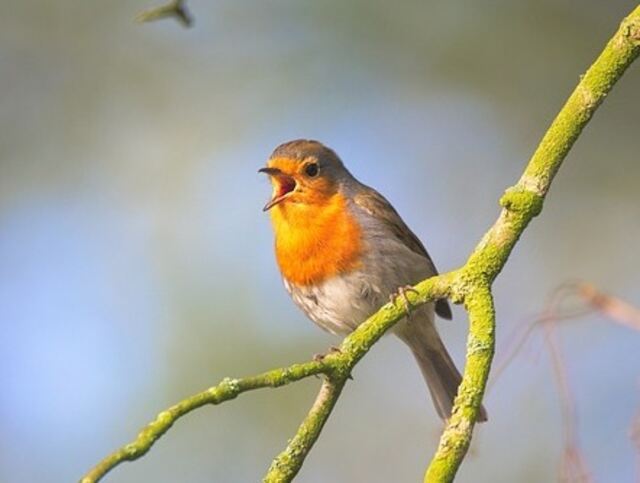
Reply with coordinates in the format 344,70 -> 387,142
389,285 -> 419,316
313,345 -> 342,362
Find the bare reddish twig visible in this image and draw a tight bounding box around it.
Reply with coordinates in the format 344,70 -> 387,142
491,281 -> 640,482
577,283 -> 640,331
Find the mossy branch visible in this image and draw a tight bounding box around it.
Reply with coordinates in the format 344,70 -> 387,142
81,276 -> 451,483
425,5 -> 640,481
81,5 -> 640,483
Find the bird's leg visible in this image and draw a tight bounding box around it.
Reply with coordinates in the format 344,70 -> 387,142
389,285 -> 420,317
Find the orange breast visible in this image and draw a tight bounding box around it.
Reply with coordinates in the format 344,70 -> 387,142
271,193 -> 363,286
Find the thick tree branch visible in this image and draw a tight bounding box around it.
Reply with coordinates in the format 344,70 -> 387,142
424,5 -> 640,482
81,5 -> 640,483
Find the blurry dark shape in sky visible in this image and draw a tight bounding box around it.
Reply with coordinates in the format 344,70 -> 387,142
0,1 -> 639,482
136,0 -> 192,28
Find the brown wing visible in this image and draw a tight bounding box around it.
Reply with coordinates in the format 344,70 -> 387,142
353,186 -> 452,320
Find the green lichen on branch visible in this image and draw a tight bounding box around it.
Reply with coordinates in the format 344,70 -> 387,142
81,5 -> 640,483
81,278 -> 448,483
424,286 -> 495,482
519,5 -> 640,197
263,378 -> 347,482
80,362 -> 327,483
423,5 -> 640,482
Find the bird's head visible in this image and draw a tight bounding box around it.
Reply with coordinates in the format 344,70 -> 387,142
259,140 -> 351,211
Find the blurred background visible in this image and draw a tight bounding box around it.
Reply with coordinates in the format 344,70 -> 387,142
1,1 -> 639,482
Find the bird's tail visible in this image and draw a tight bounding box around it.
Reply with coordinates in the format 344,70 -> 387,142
396,315 -> 488,423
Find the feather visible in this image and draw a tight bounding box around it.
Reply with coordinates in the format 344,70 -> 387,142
352,186 -> 453,320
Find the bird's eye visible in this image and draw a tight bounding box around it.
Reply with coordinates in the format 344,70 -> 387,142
304,163 -> 319,177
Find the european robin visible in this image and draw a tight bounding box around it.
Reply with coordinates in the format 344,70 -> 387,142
260,139 -> 487,422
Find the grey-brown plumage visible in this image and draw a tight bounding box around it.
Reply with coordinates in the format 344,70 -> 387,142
352,186 -> 452,320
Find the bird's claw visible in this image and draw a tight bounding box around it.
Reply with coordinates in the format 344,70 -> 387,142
313,346 -> 342,362
389,285 -> 419,316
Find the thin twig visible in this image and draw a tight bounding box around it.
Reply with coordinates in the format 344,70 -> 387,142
136,0 -> 192,27
264,377 -> 347,482
543,314 -> 593,482
491,281 -> 640,482
80,361 -> 327,483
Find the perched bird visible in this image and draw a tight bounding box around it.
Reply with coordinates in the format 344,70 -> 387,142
260,139 -> 487,422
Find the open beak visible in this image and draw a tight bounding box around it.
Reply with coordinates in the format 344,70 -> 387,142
259,167 -> 297,211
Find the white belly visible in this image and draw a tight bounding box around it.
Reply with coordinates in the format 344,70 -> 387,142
284,242 -> 434,335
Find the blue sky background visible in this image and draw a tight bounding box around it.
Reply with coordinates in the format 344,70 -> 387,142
1,1 -> 639,482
